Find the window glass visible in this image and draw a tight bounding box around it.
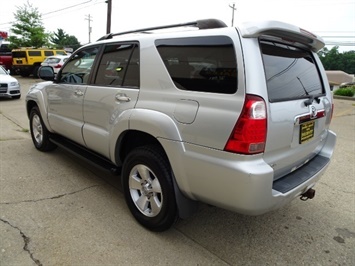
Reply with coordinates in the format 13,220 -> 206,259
44,51 -> 54,56
156,36 -> 237,94
94,43 -> 139,88
59,46 -> 99,84
43,58 -> 60,64
28,51 -> 41,56
12,51 -> 27,58
260,41 -> 324,102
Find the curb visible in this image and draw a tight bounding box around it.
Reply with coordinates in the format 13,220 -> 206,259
333,95 -> 355,101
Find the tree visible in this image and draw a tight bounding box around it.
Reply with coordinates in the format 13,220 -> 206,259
318,46 -> 355,74
50,29 -> 81,51
8,1 -> 49,48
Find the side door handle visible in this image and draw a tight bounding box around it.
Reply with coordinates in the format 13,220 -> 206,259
74,90 -> 84,96
115,93 -> 131,102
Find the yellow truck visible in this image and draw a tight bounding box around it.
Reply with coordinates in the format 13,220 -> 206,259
12,48 -> 66,77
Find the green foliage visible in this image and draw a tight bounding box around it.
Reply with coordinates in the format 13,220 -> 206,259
8,2 -> 50,48
318,46 -> 355,74
50,29 -> 81,51
334,86 -> 355,97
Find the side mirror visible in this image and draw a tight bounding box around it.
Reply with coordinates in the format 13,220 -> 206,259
6,69 -> 10,75
38,66 -> 55,81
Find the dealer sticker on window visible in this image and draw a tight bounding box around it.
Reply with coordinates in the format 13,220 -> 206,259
300,121 -> 315,144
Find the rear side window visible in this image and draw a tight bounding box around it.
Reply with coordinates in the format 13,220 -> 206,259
94,43 -> 139,88
44,51 -> 54,56
28,51 -> 41,56
156,36 -> 237,94
261,41 -> 324,102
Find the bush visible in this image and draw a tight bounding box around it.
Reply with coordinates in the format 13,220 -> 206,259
334,86 -> 355,97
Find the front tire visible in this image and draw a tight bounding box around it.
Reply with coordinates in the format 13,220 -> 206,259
122,145 -> 178,231
29,107 -> 57,152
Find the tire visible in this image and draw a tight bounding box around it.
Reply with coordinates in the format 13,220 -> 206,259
29,107 -> 57,152
20,71 -> 30,77
32,66 -> 39,78
122,145 -> 178,232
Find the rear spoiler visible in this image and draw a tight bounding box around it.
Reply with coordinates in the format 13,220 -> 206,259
239,21 -> 324,52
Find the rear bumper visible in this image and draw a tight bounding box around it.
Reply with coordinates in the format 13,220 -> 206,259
163,130 -> 336,215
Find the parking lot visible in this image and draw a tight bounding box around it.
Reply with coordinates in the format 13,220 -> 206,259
0,76 -> 354,265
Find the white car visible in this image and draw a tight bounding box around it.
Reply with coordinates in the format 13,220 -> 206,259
27,19 -> 336,231
0,65 -> 21,99
41,55 -> 70,74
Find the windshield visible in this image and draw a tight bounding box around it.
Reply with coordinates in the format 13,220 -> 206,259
261,40 -> 324,102
0,67 -> 7,75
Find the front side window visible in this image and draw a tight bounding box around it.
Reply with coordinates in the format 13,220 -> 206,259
94,43 -> 139,88
261,40 -> 324,102
59,46 -> 99,84
156,36 -> 237,94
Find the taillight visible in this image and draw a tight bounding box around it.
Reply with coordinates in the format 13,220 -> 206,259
224,95 -> 267,154
54,64 -> 62,69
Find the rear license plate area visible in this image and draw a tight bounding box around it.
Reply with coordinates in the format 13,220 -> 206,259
300,121 -> 315,144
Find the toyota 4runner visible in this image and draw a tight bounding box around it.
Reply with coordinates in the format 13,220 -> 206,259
26,19 -> 336,231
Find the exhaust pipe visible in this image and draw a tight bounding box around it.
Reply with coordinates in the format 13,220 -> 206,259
300,188 -> 315,201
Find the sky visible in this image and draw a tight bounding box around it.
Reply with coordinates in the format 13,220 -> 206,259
0,0 -> 354,51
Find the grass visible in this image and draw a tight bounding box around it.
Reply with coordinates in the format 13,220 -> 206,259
334,86 -> 355,97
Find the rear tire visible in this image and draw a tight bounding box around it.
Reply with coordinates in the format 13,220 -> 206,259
122,145 -> 178,231
29,107 -> 57,152
32,66 -> 40,78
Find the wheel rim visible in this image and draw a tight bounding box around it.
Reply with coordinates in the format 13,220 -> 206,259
32,114 -> 43,145
129,164 -> 163,217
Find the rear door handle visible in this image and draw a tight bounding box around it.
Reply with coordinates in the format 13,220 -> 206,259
115,94 -> 131,102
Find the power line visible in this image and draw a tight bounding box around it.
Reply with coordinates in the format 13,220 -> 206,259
42,0 -> 93,16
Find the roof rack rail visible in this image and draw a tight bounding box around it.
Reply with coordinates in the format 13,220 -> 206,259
97,18 -> 227,41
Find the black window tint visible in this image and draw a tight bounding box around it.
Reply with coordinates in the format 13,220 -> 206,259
44,51 -> 54,56
156,36 -> 237,94
94,43 -> 139,88
59,46 -> 99,84
28,51 -> 41,56
261,41 -> 324,102
12,51 -> 27,58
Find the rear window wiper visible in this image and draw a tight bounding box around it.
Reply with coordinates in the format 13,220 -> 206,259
304,95 -> 320,106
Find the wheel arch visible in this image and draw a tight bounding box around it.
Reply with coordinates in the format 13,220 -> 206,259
115,129 -> 198,219
26,94 -> 52,132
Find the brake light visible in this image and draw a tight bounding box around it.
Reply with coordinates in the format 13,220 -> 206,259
224,95 -> 267,154
54,64 -> 62,69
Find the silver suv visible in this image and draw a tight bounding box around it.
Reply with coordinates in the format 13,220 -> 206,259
26,19 -> 336,231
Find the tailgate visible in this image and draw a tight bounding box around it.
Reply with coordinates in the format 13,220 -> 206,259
260,40 -> 333,180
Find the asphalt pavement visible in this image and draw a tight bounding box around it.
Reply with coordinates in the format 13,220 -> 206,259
0,77 -> 354,265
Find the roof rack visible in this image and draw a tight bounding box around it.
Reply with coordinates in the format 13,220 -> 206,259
97,18 -> 227,41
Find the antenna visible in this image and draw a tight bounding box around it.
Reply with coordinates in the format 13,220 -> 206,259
229,3 -> 237,27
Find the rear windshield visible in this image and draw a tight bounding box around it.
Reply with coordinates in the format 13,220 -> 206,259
12,51 -> 27,58
156,36 -> 237,94
260,40 -> 324,102
44,58 -> 60,63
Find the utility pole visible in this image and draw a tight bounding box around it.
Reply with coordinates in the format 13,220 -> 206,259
229,3 -> 237,27
85,14 -> 93,43
106,0 -> 112,34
